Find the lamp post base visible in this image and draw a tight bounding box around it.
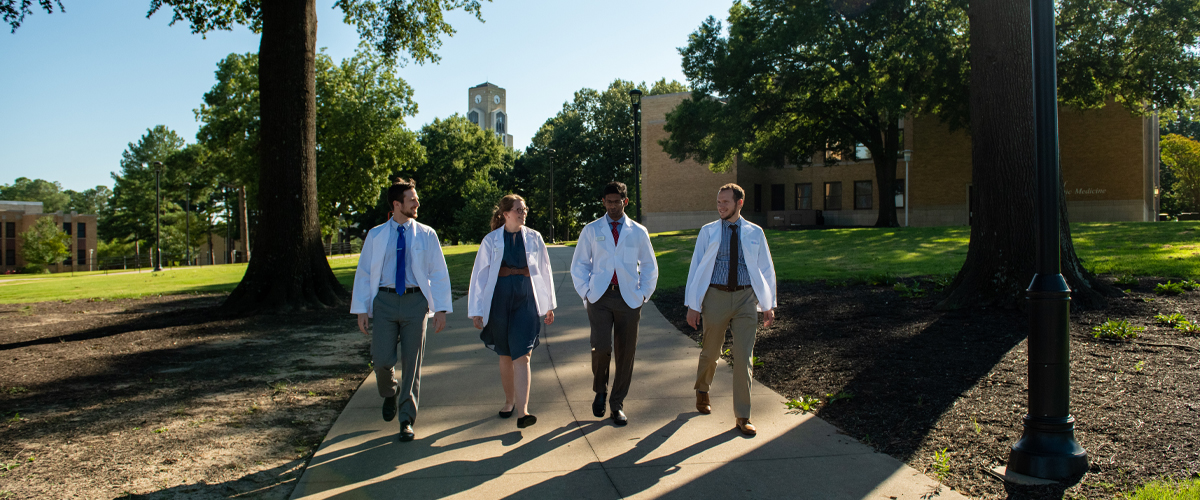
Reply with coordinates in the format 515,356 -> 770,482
1008,415 -> 1088,480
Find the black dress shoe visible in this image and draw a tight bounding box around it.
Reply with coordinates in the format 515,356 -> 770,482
398,420 -> 415,442
382,396 -> 397,422
517,414 -> 537,428
611,409 -> 628,426
592,392 -> 607,418
499,407 -> 514,419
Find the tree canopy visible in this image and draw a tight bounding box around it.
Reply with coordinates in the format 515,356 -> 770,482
0,177 -> 71,212
18,216 -> 69,273
1160,133 -> 1200,214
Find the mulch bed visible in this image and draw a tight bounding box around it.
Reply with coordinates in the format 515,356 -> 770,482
655,277 -> 1200,499
0,295 -> 369,499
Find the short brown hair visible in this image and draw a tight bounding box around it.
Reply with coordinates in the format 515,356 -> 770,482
718,183 -> 745,201
388,178 -> 416,207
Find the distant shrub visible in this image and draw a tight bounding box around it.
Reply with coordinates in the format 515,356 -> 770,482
1092,319 -> 1144,340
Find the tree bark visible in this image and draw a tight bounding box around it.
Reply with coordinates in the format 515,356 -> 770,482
937,0 -> 1117,311
871,115 -> 902,227
223,0 -> 347,314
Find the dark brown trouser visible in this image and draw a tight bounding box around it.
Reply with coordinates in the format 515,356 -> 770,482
587,286 -> 642,412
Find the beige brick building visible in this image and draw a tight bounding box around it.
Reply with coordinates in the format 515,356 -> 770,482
640,92 -> 1160,232
1,200 -> 99,273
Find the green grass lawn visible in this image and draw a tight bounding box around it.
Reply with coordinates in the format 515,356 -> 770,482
2,222 -> 1195,305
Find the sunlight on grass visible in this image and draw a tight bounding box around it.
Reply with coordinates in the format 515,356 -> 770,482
1123,478 -> 1200,500
1,222 -> 1195,304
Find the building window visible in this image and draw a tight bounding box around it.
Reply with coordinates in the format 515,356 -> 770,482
77,222 -> 86,238
855,143 -> 871,161
63,222 -> 71,236
64,254 -> 72,265
854,181 -> 873,209
78,249 -> 86,265
495,112 -> 506,135
753,184 -> 763,212
824,182 -> 842,211
770,184 -> 785,211
895,179 -> 906,208
5,249 -> 14,266
6,222 -> 15,238
796,183 -> 812,210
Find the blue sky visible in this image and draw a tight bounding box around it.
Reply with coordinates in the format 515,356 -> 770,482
0,0 -> 733,192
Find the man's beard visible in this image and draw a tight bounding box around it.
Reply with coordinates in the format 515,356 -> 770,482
720,209 -> 739,221
399,206 -> 418,219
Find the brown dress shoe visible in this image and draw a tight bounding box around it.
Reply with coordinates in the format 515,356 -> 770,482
735,418 -> 757,436
696,391 -> 711,414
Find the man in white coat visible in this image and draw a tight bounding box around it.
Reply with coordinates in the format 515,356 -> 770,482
685,183 -> 776,436
570,181 -> 658,426
350,179 -> 453,442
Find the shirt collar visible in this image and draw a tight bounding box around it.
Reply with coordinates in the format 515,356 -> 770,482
604,213 -> 625,226
389,217 -> 414,231
722,217 -> 742,230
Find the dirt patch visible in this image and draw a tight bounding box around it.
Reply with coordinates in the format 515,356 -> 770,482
655,277 -> 1200,499
0,295 -> 369,499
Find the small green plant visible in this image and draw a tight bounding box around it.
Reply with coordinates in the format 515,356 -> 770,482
1123,477 -> 1200,500
1133,360 -> 1145,372
785,395 -> 821,413
1155,281 -> 1188,296
931,448 -> 951,479
971,417 -> 982,435
867,272 -> 898,286
1181,279 -> 1200,291
826,391 -> 854,404
931,275 -> 954,292
153,427 -> 167,434
5,387 -> 28,395
246,404 -> 260,414
18,306 -> 32,316
7,413 -> 20,423
1113,274 -> 1139,286
1154,313 -> 1187,326
1092,319 -> 1144,340
752,356 -> 764,367
0,462 -> 19,472
893,281 -> 927,298
306,390 -> 317,396
269,381 -> 290,394
1175,320 -> 1200,334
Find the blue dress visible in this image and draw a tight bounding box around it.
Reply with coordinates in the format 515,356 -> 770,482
480,229 -> 541,357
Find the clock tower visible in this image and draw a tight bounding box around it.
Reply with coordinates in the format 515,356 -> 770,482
467,82 -> 513,149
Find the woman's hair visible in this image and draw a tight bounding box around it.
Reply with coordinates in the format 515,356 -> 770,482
490,194 -> 526,230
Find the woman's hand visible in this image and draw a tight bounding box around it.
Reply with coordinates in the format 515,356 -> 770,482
470,316 -> 484,330
544,310 -> 555,325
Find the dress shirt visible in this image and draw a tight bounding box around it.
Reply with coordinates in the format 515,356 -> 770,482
709,217 -> 752,286
381,218 -> 418,289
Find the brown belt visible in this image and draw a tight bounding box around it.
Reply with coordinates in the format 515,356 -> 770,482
709,283 -> 752,292
498,266 -> 530,277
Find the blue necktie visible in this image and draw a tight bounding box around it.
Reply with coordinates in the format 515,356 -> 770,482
396,225 -> 406,294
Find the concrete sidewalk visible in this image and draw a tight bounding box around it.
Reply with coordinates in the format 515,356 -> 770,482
291,246 -> 966,499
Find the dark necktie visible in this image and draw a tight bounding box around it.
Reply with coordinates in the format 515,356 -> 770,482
728,224 -> 739,287
610,221 -> 620,284
396,225 -> 406,294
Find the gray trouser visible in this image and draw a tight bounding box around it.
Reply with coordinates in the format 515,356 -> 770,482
371,291 -> 429,425
587,286 -> 642,412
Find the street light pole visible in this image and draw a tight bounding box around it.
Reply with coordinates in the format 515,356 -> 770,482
1007,0 -> 1088,480
185,182 -> 192,266
153,161 -> 163,272
629,89 -> 643,223
903,150 -> 912,227
547,148 -> 555,244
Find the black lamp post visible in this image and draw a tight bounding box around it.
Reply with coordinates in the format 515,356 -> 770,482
184,182 -> 192,266
628,89 -> 643,223
547,148 -> 555,243
152,161 -> 164,272
1007,0 -> 1088,480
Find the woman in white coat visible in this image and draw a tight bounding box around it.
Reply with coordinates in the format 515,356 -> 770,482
468,194 -> 557,429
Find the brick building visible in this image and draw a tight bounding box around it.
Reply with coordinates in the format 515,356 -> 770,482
467,82 -> 514,149
640,92 -> 1160,232
0,200 -> 99,273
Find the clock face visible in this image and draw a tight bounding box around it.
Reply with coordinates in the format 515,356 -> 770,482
474,95 -> 482,104
494,95 -> 501,104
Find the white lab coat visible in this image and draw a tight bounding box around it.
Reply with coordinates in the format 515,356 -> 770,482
684,218 -> 777,313
570,216 -> 659,308
467,225 -> 557,326
350,219 -> 454,318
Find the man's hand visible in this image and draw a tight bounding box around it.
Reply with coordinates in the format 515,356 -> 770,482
762,309 -> 775,328
470,316 -> 484,330
686,308 -> 702,330
432,311 -> 447,333
544,310 -> 555,325
356,313 -> 370,336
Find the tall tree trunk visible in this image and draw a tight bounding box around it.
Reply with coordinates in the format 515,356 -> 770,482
937,0 -> 1116,310
223,0 -> 347,313
872,116 -> 902,227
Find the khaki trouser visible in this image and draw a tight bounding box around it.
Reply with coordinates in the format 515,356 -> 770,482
694,286 -> 758,419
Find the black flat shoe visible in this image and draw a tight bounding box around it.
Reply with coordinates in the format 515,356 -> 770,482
382,396 -> 397,422
398,420 -> 415,442
611,409 -> 628,426
517,414 -> 537,428
499,407 -> 514,419
592,392 -> 607,418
